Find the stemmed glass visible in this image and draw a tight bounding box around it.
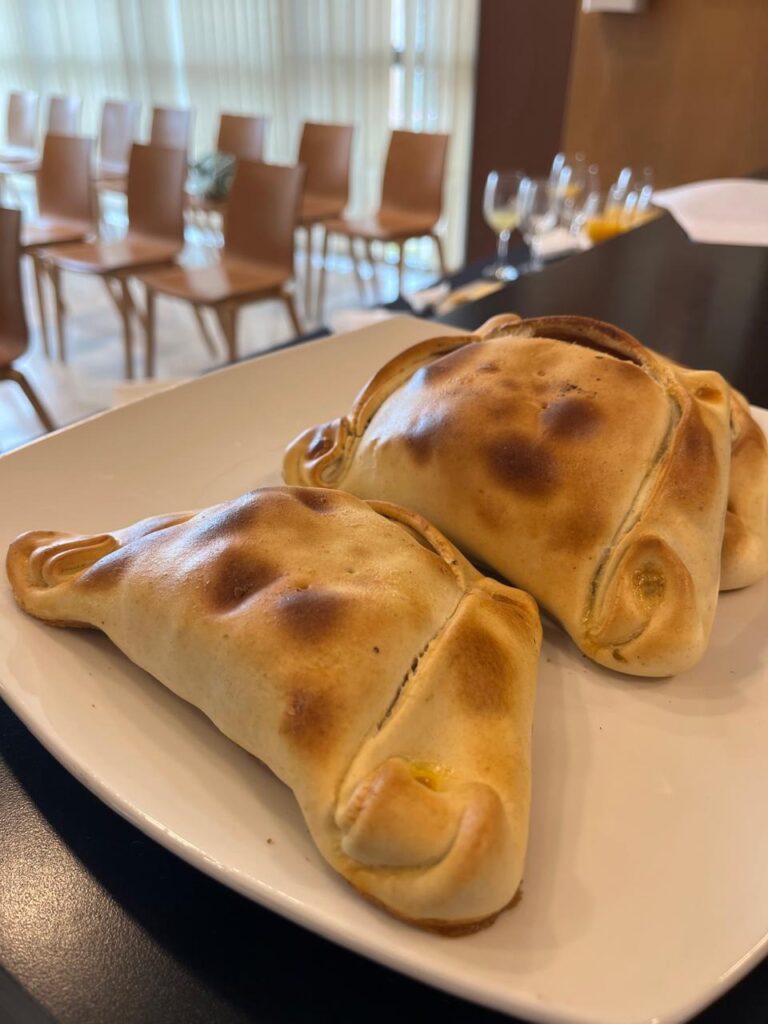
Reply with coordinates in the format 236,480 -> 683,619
482,170 -> 525,281
517,177 -> 558,272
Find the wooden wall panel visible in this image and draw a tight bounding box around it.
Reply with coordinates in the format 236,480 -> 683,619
562,0 -> 768,190
465,0 -> 578,262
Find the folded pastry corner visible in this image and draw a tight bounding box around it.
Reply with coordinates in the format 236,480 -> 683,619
284,315 -> 741,677
717,386 -> 768,590
6,487 -> 541,932
653,353 -> 768,591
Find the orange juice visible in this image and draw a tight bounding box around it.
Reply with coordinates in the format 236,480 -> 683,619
586,213 -> 623,244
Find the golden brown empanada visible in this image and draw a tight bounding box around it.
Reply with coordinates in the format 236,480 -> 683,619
6,486 -> 541,933
284,315 -> 743,677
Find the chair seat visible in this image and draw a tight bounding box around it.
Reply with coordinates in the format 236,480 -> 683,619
44,236 -> 181,275
325,210 -> 436,241
22,217 -> 94,249
93,176 -> 127,193
139,256 -> 290,303
298,194 -> 345,226
0,154 -> 39,175
0,145 -> 37,162
96,159 -> 129,179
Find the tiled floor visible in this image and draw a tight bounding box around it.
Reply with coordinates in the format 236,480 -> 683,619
1,190 -> 437,454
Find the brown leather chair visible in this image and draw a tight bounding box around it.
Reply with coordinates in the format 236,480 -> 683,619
48,95 -> 82,136
0,91 -> 39,162
186,113 -> 268,217
20,134 -> 97,358
0,94 -> 82,180
318,130 -> 449,318
139,160 -> 305,375
42,143 -> 187,379
0,206 -> 54,434
296,122 -> 353,316
0,91 -> 40,195
95,100 -> 141,180
217,113 -> 268,161
151,106 -> 193,152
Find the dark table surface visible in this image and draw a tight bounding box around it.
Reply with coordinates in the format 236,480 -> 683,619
2,212 -> 768,1024
438,213 -> 768,408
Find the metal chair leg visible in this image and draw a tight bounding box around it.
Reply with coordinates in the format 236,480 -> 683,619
348,235 -> 366,301
215,303 -> 238,362
316,228 -> 330,323
192,305 -> 219,357
283,292 -> 303,338
397,241 -> 406,298
103,276 -> 134,380
47,264 -> 67,363
365,239 -> 380,302
145,288 -> 157,378
432,232 -> 447,278
1,367 -> 55,432
30,256 -> 51,357
304,224 -> 314,321
119,279 -> 135,380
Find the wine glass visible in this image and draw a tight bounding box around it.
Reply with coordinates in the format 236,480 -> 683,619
559,163 -> 601,233
517,177 -> 558,272
482,170 -> 525,281
620,167 -> 655,229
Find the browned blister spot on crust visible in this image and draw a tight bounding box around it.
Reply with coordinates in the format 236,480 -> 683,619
485,432 -> 559,495
291,487 -> 338,513
670,405 -> 717,505
192,492 -> 264,543
209,552 -> 281,612
280,687 -> 337,751
452,623 -> 512,715
405,411 -> 449,465
552,507 -> 607,553
477,361 -> 500,374
276,587 -> 345,641
541,397 -> 603,439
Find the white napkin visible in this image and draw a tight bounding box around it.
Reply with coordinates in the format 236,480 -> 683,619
532,227 -> 592,261
407,281 -> 451,313
652,179 -> 768,246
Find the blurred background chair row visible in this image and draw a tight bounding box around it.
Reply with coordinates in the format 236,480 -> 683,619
1,83 -> 450,389
4,122 -> 448,390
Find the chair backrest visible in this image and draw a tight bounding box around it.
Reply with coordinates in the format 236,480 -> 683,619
6,91 -> 38,151
126,143 -> 187,244
0,206 -> 28,362
223,160 -> 305,272
99,99 -> 141,169
47,95 -> 82,136
217,113 -> 267,161
379,130 -> 449,224
150,107 -> 193,153
297,122 -> 353,203
37,134 -> 95,224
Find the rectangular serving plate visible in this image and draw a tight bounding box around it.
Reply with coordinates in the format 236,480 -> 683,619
1,315 -> 767,1024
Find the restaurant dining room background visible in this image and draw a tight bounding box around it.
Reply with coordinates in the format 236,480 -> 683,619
0,0 -> 478,267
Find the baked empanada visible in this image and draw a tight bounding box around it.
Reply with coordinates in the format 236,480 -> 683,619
6,486 -> 541,933
284,315 -> 745,677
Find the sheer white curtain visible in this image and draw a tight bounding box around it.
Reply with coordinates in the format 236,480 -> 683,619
391,0 -> 479,264
0,0 -> 478,265
178,0 -> 393,222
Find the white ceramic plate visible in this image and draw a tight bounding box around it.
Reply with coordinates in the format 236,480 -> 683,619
1,316 -> 767,1024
